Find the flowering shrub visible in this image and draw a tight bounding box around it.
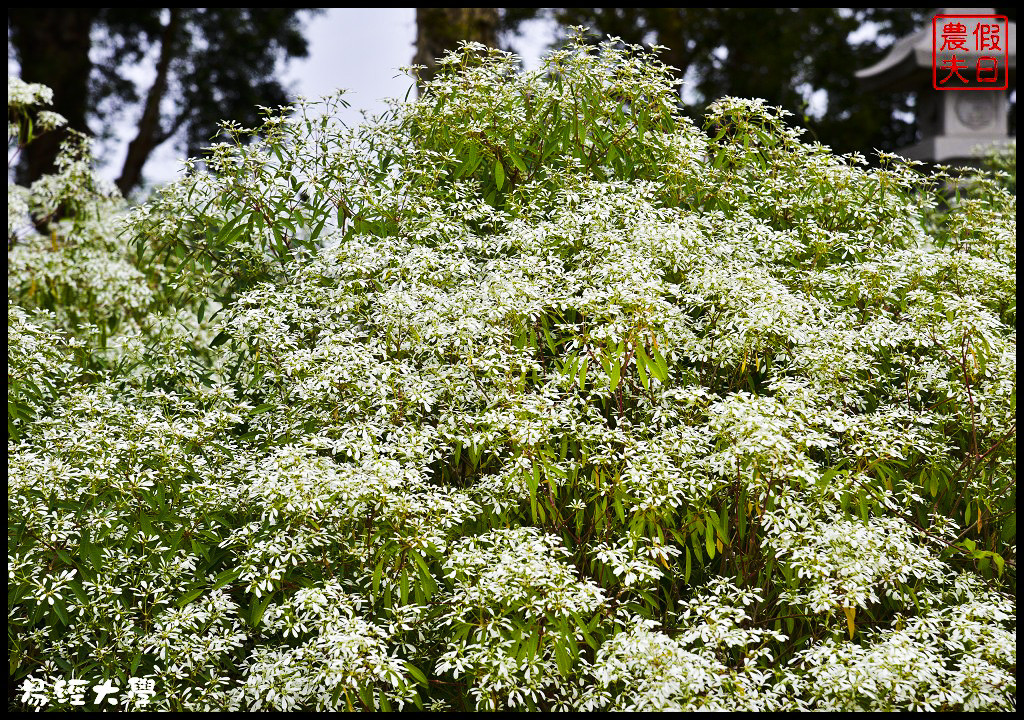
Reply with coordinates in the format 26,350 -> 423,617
8,35 -> 1015,711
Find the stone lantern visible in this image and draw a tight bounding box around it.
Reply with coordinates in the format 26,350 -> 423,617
856,8 -> 1016,165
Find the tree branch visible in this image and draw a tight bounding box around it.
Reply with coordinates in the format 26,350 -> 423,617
116,8 -> 181,195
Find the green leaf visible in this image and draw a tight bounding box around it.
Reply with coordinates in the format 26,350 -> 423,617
649,346 -> 669,383
992,552 -> 1005,577
508,150 -> 528,177
460,145 -> 480,178
494,159 -> 505,190
613,496 -> 625,523
409,550 -> 437,598
399,570 -> 410,605
51,599 -> 69,627
190,538 -> 210,562
212,567 -> 241,590
251,592 -> 274,627
405,662 -> 428,687
635,346 -> 650,391
543,327 -> 558,356
1000,512 -> 1015,543
68,581 -> 90,606
372,557 -> 386,598
176,587 -> 206,608
713,147 -> 727,169
554,640 -> 571,676
705,514 -> 716,559
310,214 -> 328,242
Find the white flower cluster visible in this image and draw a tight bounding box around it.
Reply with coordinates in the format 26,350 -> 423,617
771,515 -> 949,613
223,583 -> 415,711
8,76 -> 55,112
585,580 -> 785,711
784,574 -> 1016,710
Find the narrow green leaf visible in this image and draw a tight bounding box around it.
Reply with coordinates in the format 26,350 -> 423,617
636,347 -> 650,391
494,159 -> 505,190
52,600 -> 69,626
212,567 -> 241,590
543,328 -> 558,356
705,514 -> 715,559
409,550 -> 437,598
650,346 -> 669,382
68,581 -> 90,606
554,640 -> 571,675
251,592 -> 274,627
508,150 -> 528,177
190,538 -> 210,562
405,662 -> 428,687
609,357 -> 620,393
372,558 -> 385,598
176,587 -> 205,608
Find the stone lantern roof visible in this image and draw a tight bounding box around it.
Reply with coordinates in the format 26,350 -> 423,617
856,8 -> 1016,164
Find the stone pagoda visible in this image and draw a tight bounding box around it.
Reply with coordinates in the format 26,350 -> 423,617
856,8 -> 1016,164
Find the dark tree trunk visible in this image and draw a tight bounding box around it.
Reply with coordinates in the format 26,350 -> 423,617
116,8 -> 182,196
9,8 -> 99,186
414,8 -> 500,88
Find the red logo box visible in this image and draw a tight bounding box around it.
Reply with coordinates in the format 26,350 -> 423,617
933,14 -> 1009,90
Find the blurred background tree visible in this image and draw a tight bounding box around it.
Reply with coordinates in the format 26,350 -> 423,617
413,8 -> 543,87
9,8 -> 321,195
413,8 -> 499,86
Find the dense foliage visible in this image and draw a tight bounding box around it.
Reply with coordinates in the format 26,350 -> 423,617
501,8 -> 1018,156
8,37 -> 1016,711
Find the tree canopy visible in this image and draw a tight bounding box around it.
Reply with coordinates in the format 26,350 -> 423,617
8,8 -> 319,196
